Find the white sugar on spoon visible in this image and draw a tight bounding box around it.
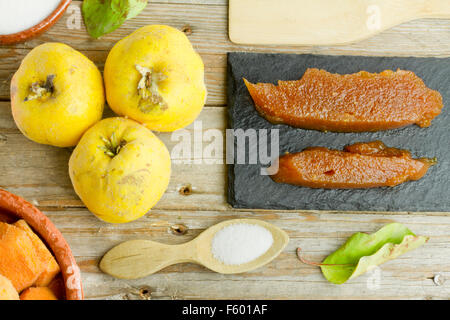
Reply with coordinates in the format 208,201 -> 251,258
211,223 -> 274,265
0,0 -> 61,35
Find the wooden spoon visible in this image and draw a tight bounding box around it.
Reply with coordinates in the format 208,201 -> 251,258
99,219 -> 289,279
229,0 -> 450,45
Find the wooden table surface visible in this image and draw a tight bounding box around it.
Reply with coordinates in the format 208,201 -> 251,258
1,0 -> 449,300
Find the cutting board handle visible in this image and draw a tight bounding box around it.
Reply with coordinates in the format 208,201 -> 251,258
426,0 -> 450,18
229,0 -> 450,46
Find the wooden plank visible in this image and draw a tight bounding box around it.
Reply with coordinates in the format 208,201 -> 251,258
1,0 -> 449,301
1,101 -> 449,216
6,2 -> 449,54
0,101 -> 228,211
43,208 -> 450,299
1,2 -> 449,101
0,49 -> 226,104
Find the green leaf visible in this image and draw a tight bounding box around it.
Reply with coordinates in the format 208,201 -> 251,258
82,0 -> 148,39
301,223 -> 428,284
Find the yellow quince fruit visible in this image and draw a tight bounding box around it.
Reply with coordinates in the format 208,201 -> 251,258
10,43 -> 104,147
69,117 -> 171,223
104,25 -> 206,132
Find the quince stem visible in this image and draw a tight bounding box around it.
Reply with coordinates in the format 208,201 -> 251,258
136,64 -> 168,112
99,132 -> 126,158
24,75 -> 56,102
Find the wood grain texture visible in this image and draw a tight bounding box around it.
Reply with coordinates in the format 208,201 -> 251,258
1,1 -> 450,102
0,102 -> 228,211
47,209 -> 450,300
0,0 -> 449,300
229,0 -> 450,45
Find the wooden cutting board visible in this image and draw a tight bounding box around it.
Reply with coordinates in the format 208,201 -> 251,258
229,0 -> 450,45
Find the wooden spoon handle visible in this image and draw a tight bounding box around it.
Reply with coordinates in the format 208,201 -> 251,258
99,240 -> 198,279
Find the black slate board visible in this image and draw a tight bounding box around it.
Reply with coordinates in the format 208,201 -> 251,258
227,52 -> 450,212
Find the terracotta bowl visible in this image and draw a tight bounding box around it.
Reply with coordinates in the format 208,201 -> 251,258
0,0 -> 72,45
0,188 -> 83,300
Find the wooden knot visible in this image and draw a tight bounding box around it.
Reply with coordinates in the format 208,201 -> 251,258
181,25 -> 193,35
433,274 -> 445,286
139,286 -> 152,299
170,224 -> 188,235
179,183 -> 192,196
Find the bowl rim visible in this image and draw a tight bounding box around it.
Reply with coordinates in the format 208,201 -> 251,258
0,188 -> 83,300
0,0 -> 72,44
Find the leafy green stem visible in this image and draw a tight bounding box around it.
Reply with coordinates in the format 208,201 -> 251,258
98,132 -> 126,158
296,248 -> 355,267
